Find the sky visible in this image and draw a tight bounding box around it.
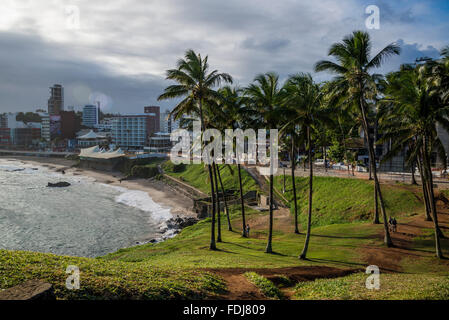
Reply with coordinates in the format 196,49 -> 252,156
0,0 -> 448,114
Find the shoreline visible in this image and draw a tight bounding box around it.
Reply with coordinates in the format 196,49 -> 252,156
0,155 -> 198,246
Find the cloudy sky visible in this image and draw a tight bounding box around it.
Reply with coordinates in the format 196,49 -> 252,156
0,0 -> 448,113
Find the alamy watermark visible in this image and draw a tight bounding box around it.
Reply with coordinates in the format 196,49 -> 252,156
365,5 -> 380,30
170,120 -> 279,176
365,265 -> 380,290
65,265 -> 80,290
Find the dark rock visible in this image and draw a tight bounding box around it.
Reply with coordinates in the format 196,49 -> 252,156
165,215 -> 199,230
0,279 -> 55,300
47,181 -> 71,188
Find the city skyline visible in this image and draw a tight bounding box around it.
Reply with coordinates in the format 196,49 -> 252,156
0,0 -> 448,113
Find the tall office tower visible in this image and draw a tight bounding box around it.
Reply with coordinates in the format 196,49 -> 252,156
82,104 -> 99,128
48,84 -> 64,115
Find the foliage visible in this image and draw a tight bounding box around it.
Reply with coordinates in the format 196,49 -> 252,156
244,272 -> 284,299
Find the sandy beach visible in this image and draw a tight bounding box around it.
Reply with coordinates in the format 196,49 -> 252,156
0,155 -> 196,219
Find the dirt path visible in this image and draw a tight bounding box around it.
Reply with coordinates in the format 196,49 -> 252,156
206,266 -> 360,300
362,193 -> 449,272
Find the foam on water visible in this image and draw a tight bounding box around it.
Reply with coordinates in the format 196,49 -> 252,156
114,189 -> 173,223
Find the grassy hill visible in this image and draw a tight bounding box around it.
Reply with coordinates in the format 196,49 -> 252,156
162,162 -> 259,195
274,176 -> 423,226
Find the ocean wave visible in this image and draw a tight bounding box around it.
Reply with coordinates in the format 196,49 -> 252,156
114,189 -> 173,223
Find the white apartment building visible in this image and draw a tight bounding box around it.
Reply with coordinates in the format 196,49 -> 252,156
111,114 -> 151,149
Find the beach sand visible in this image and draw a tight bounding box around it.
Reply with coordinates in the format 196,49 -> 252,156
0,155 -> 196,218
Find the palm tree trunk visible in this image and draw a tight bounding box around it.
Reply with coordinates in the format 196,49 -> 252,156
213,163 -> 222,242
299,126 -> 313,260
417,154 -> 432,221
237,163 -> 247,237
291,137 -> 299,234
411,161 -> 417,185
422,138 -> 443,258
199,98 -> 216,250
359,95 -> 391,246
217,165 -> 232,231
265,173 -> 274,253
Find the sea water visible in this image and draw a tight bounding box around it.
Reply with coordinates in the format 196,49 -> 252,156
0,159 -> 173,257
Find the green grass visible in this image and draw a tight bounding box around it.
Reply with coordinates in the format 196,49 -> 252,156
0,250 -> 225,300
244,272 -> 284,299
274,176 -> 423,227
103,204 -> 381,269
294,272 -> 449,300
162,162 -> 259,195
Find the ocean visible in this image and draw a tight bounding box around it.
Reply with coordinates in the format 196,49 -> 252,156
0,159 -> 174,257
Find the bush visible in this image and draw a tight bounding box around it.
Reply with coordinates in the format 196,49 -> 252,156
163,161 -> 186,173
130,165 -> 159,179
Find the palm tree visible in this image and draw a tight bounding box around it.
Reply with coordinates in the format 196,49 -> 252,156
245,72 -> 284,253
284,73 -> 333,260
219,86 -> 250,236
379,63 -> 448,258
158,49 -> 232,250
315,31 -> 400,247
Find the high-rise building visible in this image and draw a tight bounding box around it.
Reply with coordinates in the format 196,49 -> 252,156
144,106 -> 161,133
111,115 -> 149,149
82,104 -> 99,128
48,84 -> 64,115
39,113 -> 51,142
111,109 -> 160,150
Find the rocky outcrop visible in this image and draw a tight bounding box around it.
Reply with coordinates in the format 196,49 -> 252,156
166,215 -> 198,229
47,181 -> 71,188
0,280 -> 55,300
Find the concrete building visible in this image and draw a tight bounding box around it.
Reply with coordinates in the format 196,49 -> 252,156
111,115 -> 150,150
12,127 -> 41,147
82,104 -> 99,128
144,106 -> 161,133
39,113 -> 51,142
48,84 -> 64,115
60,111 -> 77,139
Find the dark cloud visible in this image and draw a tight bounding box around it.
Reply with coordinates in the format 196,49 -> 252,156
0,32 -> 171,113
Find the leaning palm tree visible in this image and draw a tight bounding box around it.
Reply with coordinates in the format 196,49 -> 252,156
284,73 -> 333,260
158,49 -> 232,250
315,31 -> 400,247
219,86 -> 251,236
245,72 -> 284,253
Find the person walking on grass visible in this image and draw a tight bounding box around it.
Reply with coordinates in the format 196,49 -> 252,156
246,224 -> 250,238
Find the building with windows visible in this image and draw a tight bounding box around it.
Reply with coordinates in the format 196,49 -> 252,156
39,113 -> 51,142
82,104 -> 99,128
144,106 -> 161,133
111,114 -> 151,150
48,84 -> 64,115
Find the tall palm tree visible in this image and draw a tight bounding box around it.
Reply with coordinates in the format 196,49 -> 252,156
379,64 -> 448,258
284,73 -> 333,260
315,31 -> 400,247
245,72 -> 284,253
158,49 -> 232,250
219,86 -> 250,236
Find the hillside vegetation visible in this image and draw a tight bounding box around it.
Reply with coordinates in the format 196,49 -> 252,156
274,176 -> 423,226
